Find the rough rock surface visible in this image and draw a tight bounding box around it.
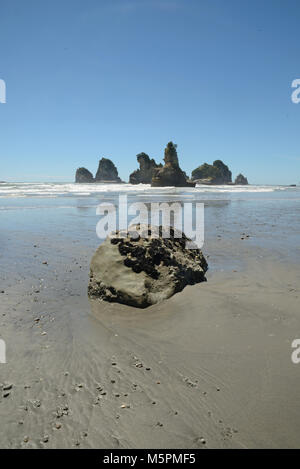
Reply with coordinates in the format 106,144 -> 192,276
95,158 -> 122,183
129,153 -> 162,184
88,224 -> 208,308
235,173 -> 248,185
151,142 -> 195,187
75,167 -> 94,183
192,160 -> 232,184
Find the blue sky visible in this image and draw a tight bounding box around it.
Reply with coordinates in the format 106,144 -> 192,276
1,0 -> 300,184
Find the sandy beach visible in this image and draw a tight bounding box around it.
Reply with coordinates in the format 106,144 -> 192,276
1,186 -> 300,448
2,0 -> 300,451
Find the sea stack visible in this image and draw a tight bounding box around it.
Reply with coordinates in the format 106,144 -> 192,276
129,153 -> 162,184
151,142 -> 195,187
75,167 -> 94,183
95,158 -> 122,183
235,173 -> 248,185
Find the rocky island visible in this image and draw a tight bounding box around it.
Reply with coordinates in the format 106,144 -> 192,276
95,158 -> 122,183
192,160 -> 248,185
75,167 -> 94,183
151,142 -> 195,187
129,153 -> 162,184
75,158 -> 122,183
75,146 -> 248,186
191,160 -> 232,184
234,173 -> 248,185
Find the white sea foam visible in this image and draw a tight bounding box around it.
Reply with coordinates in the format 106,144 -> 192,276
0,182 -> 297,198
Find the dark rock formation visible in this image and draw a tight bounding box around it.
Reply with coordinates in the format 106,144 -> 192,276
192,160 -> 232,184
75,167 -> 94,183
151,142 -> 195,187
213,160 -> 232,183
129,153 -> 162,184
88,224 -> 208,308
95,158 -> 122,183
235,174 -> 248,185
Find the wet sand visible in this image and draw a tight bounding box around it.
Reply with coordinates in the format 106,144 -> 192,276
0,230 -> 300,449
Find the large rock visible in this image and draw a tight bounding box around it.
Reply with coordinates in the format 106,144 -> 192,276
88,224 -> 208,308
95,158 -> 122,183
129,153 -> 162,184
75,167 -> 94,183
151,142 -> 195,187
192,160 -> 232,184
235,173 -> 248,185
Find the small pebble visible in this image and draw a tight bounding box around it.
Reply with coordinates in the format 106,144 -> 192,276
3,383 -> 13,391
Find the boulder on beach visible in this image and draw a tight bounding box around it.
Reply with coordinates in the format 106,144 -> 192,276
151,142 -> 195,187
75,167 -> 94,183
235,173 -> 248,185
129,153 -> 162,184
88,224 -> 208,308
95,158 -> 122,183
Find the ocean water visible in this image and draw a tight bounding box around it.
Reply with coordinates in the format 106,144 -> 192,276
0,181 -> 297,198
1,182 -> 300,270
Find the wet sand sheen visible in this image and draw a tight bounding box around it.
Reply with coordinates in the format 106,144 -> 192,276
0,231 -> 300,448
